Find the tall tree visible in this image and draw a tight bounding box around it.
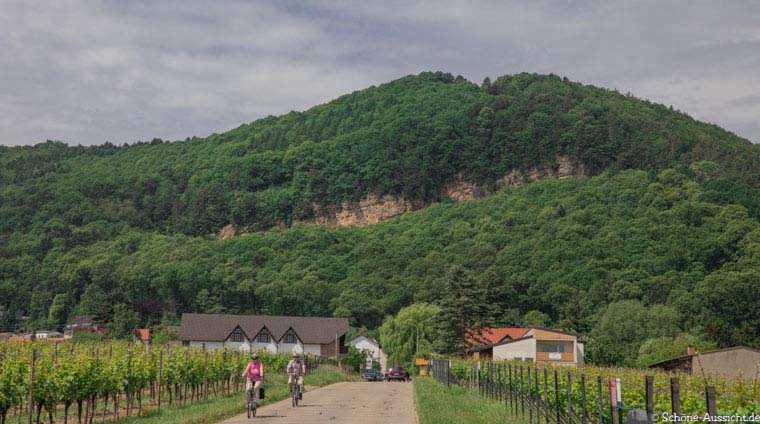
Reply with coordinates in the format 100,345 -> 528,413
380,303 -> 441,368
108,303 -> 140,339
47,293 -> 69,329
436,266 -> 491,356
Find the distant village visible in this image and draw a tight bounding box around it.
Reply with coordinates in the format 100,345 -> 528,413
3,313 -> 758,380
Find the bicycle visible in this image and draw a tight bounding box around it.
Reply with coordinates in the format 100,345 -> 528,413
290,371 -> 301,407
246,386 -> 258,418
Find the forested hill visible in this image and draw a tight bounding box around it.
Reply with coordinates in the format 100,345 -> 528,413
2,72 -> 759,238
2,72 -> 760,365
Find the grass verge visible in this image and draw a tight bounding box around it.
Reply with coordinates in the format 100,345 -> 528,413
414,377 -> 528,424
117,365 -> 361,424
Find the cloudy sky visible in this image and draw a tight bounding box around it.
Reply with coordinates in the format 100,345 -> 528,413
2,0 -> 759,146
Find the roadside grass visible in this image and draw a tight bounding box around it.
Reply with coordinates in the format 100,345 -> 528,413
414,377 -> 528,424
115,365 -> 359,424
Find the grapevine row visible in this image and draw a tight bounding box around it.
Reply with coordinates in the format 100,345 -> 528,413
0,341 -> 301,424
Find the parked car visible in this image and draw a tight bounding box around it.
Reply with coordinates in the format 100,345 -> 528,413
362,369 -> 381,381
387,366 -> 409,382
375,370 -> 385,381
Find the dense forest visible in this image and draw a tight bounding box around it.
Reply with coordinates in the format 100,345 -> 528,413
1,72 -> 759,365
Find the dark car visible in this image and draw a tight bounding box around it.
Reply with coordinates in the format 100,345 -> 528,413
375,370 -> 385,381
387,366 -> 409,382
362,369 -> 380,381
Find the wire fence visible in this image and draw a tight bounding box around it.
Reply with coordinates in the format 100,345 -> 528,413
431,359 -> 725,424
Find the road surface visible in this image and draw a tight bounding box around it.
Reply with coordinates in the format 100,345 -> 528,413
218,381 -> 417,424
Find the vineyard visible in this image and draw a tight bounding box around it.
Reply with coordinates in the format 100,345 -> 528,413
0,341 -> 326,424
432,358 -> 759,424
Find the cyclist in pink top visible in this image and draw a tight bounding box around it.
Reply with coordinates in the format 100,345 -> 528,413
242,353 -> 264,405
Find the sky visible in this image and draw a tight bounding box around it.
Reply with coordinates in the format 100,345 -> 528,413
1,0 -> 759,146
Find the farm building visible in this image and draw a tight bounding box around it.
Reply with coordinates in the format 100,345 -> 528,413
467,327 -> 585,366
179,313 -> 349,356
649,346 -> 760,380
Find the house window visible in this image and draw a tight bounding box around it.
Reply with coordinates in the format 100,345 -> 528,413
538,343 -> 565,353
230,328 -> 244,342
284,331 -> 297,344
257,330 -> 270,343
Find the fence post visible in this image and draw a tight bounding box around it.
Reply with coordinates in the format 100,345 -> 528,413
544,368 -> 550,424
508,365 -> 513,414
567,373 -> 573,422
28,349 -> 36,424
534,368 -> 540,424
496,363 -> 499,400
610,378 -> 620,424
597,376 -> 604,424
670,377 -> 680,417
527,366 -> 533,424
520,366 -> 525,417
554,370 -> 560,424
705,386 -> 717,424
449,360 -> 452,387
204,350 -> 209,401
158,350 -> 163,412
582,374 -> 588,424
645,376 -> 654,424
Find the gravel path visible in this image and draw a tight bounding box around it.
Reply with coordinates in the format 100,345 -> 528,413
218,381 -> 417,424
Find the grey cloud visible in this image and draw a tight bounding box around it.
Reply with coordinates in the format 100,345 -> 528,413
0,0 -> 758,146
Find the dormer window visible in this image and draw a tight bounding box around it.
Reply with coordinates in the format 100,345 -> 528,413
284,330 -> 297,344
257,329 -> 270,343
230,328 -> 244,342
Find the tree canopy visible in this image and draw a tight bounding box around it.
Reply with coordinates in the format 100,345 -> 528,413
1,72 -> 759,362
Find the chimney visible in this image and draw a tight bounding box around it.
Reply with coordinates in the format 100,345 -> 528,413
687,345 -> 695,356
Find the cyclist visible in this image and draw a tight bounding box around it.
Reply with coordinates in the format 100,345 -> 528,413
286,353 -> 306,399
242,353 -> 264,406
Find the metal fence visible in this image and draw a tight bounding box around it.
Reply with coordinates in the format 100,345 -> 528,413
306,354 -> 338,371
431,359 -> 722,424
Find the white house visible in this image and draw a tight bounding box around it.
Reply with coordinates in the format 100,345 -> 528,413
33,330 -> 64,339
179,313 -> 349,357
348,336 -> 386,369
491,328 -> 585,366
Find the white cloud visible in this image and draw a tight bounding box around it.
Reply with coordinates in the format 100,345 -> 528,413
0,0 -> 758,145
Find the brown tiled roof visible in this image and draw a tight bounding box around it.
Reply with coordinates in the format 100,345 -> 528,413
136,328 -> 150,341
466,327 -> 529,347
179,313 -> 349,344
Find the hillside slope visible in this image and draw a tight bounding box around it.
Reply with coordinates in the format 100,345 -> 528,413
1,72 -> 759,363
2,72 -> 759,237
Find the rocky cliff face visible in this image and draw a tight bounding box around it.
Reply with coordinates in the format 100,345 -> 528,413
216,155 -> 587,238
497,155 -> 587,188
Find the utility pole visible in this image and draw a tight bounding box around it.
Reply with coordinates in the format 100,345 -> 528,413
412,324 -> 421,357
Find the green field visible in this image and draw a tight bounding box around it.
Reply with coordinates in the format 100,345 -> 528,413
414,377 -> 526,424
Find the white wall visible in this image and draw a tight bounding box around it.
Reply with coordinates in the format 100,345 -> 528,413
349,337 -> 382,360
575,343 -> 585,366
279,342 -> 301,354
185,340 -> 324,356
303,344 -> 321,355
493,338 -> 535,361
251,340 -> 277,353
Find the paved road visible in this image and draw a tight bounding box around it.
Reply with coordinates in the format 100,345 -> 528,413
219,381 -> 417,424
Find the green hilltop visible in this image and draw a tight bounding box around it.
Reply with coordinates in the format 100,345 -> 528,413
1,72 -> 759,365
